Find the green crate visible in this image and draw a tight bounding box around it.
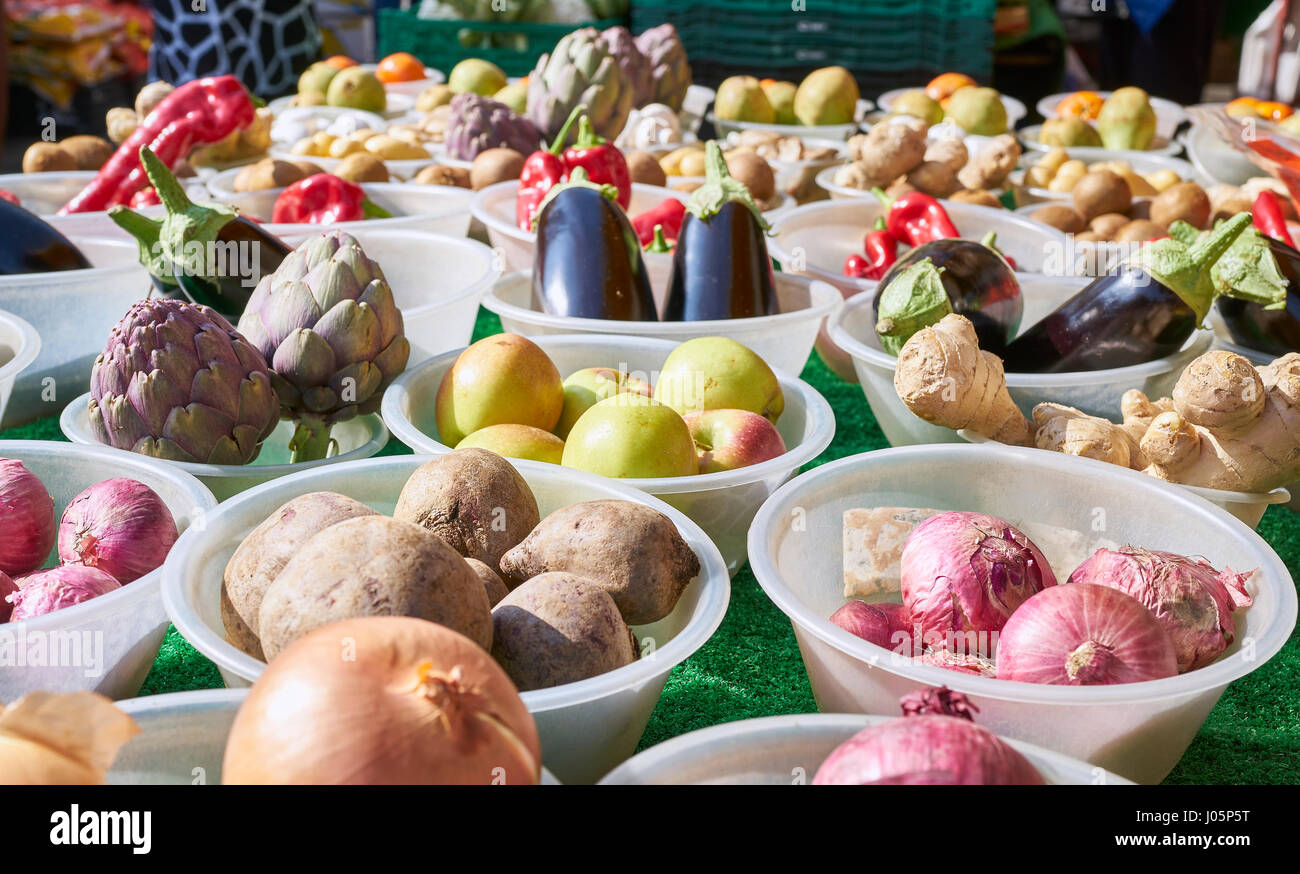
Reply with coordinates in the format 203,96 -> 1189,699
377,9 -> 627,78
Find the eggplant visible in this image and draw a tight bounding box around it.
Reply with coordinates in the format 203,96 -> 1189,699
662,142 -> 778,321
1215,236 -> 1300,357
1000,214 -> 1254,373
0,198 -> 91,275
873,234 -> 1021,356
531,170 -> 656,320
172,216 -> 290,317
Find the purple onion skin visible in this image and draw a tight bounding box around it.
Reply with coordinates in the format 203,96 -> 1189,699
830,601 -> 894,648
813,715 -> 1045,785
8,566 -> 121,621
1068,547 -> 1254,673
57,478 -> 178,584
0,572 -> 16,623
0,459 -> 56,577
996,583 -> 1178,685
901,512 -> 1056,652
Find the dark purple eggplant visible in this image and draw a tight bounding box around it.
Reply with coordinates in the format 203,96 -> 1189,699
662,141 -> 778,321
1215,236 -> 1300,357
873,232 -> 1021,355
531,168 -> 657,320
0,198 -> 91,275
1000,214 -> 1255,373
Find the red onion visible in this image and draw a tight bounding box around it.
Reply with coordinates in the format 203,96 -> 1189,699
813,688 -> 1045,785
996,583 -> 1178,685
921,647 -> 996,677
901,511 -> 1056,654
57,479 -> 178,584
8,566 -> 121,621
0,572 -> 16,624
1067,547 -> 1254,673
830,601 -> 893,648
0,459 -> 56,577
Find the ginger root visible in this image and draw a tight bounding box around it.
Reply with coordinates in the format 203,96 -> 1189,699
893,315 -> 1300,494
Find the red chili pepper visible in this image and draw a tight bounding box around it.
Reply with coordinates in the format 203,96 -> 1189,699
980,230 -> 1017,270
562,116 -> 631,208
516,106 -> 585,231
271,173 -> 391,224
0,189 -> 18,206
515,105 -> 633,231
129,187 -> 160,207
60,75 -> 256,214
845,216 -> 897,279
1251,190 -> 1296,248
631,197 -> 686,247
872,187 -> 960,246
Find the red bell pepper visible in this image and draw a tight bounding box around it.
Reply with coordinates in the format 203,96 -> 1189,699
271,174 -> 392,224
0,190 -> 18,206
515,105 -> 632,231
562,116 -> 631,208
980,230 -> 1017,270
843,217 -> 897,279
631,197 -> 687,247
60,75 -> 257,214
1252,190 -> 1297,248
872,187 -> 960,247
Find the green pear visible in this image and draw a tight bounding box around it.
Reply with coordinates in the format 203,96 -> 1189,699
1039,116 -> 1102,147
653,337 -> 784,422
892,89 -> 943,126
942,86 -> 1007,135
715,76 -> 774,123
761,80 -> 799,125
1097,86 -> 1156,151
457,424 -> 565,465
794,66 -> 859,126
326,67 -> 386,113
556,367 -> 653,439
298,62 -> 338,96
561,395 -> 698,478
494,80 -> 528,114
448,58 -> 508,96
434,334 -> 564,446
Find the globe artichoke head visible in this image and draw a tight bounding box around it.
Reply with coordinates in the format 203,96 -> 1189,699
599,26 -> 654,108
446,93 -> 543,161
236,231 -> 409,457
526,27 -> 632,144
635,23 -> 692,112
88,298 -> 280,465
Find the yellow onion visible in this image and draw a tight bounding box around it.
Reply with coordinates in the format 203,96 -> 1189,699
223,616 -> 542,785
0,691 -> 139,784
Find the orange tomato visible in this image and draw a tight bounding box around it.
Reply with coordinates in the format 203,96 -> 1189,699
376,52 -> 426,83
1256,100 -> 1295,121
324,55 -> 357,70
1055,90 -> 1103,121
925,72 -> 976,103
1225,96 -> 1263,118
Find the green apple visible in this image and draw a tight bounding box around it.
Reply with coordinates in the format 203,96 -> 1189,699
653,337 -> 784,422
555,367 -> 653,439
435,334 -> 564,446
456,424 -> 564,465
561,395 -> 698,478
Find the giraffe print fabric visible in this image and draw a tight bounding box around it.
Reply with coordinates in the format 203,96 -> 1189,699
149,0 -> 322,97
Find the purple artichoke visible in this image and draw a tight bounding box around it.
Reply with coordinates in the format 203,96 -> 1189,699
88,298 -> 280,465
446,93 -> 542,161
599,26 -> 654,108
635,23 -> 692,112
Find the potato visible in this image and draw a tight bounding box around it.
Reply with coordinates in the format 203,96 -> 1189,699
725,151 -> 775,200
59,135 -> 114,171
416,164 -> 472,188
467,558 -> 509,608
947,189 -> 1002,209
1037,147 -> 1070,174
659,144 -> 703,176
1089,212 -> 1130,240
258,515 -> 492,660
1114,219 -> 1168,243
1024,165 -> 1055,189
222,492 -> 377,659
233,158 -> 306,193
906,160 -> 959,198
490,572 -> 637,691
499,499 -> 701,625
1072,169 -> 1131,222
625,150 -> 667,187
469,147 -> 524,190
1149,181 -> 1210,230
333,152 -> 389,183
365,134 -> 428,160
1031,203 -> 1086,234
677,149 -> 707,176
293,160 -> 326,178
23,143 -> 75,174
105,107 -> 138,144
393,449 -> 540,572
328,137 -> 366,158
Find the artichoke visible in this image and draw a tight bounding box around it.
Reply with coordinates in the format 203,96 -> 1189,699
445,93 -> 543,160
599,26 -> 654,108
88,298 -> 280,465
237,231 -> 410,463
635,23 -> 692,112
526,26 -> 632,144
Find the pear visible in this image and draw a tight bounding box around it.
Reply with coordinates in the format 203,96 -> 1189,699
943,87 -> 1007,135
761,80 -> 799,125
715,76 -> 774,123
297,61 -> 338,97
1097,87 -> 1156,151
1039,116 -> 1102,148
794,66 -> 859,126
892,89 -> 943,126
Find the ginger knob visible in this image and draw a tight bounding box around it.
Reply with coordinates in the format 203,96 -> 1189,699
1140,410 -> 1201,471
1173,350 -> 1265,433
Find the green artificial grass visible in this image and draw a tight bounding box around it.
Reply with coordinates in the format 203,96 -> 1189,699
6,308 -> 1298,784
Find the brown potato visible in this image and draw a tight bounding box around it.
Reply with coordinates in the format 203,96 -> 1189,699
393,449 -> 540,572
625,150 -> 667,187
1149,181 -> 1211,230
293,160 -> 326,178
59,135 -> 114,171
466,558 -> 509,608
499,499 -> 701,625
947,189 -> 1002,209
258,515 -> 492,660
1030,203 -> 1086,234
23,142 -> 76,174
469,148 -> 524,190
1089,212 -> 1130,239
233,158 -> 306,193
1114,219 -> 1168,243
725,151 -> 775,201
416,164 -> 471,188
491,572 -> 637,691
333,152 -> 389,183
1072,169 -> 1131,222
905,160 -> 960,198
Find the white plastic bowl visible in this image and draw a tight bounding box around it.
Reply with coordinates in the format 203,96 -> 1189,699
480,271 -> 842,381
1036,91 -> 1189,141
265,148 -> 439,181
60,399 -> 389,502
267,92 -> 413,119
160,454 -> 730,783
0,171 -> 198,239
381,334 -> 835,573
1019,125 -> 1183,158
220,182 -> 475,239
878,88 -> 1027,129
708,98 -> 874,141
0,236 -> 148,428
663,176 -> 795,221
359,63 -> 445,97
828,282 -> 1212,446
471,180 -> 688,274
813,164 -> 1009,206
0,310 -> 40,427
746,444 -> 1297,784
1185,122 -> 1259,187
598,713 -> 1132,785
0,440 -> 216,702
268,106 -> 388,144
